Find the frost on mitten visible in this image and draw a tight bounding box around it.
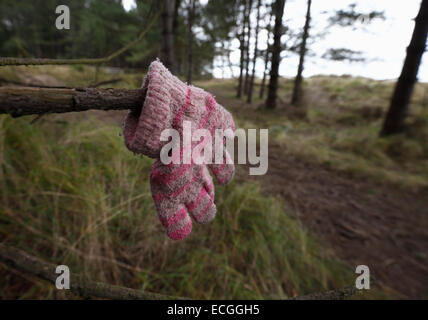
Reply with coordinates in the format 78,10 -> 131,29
123,59 -> 235,183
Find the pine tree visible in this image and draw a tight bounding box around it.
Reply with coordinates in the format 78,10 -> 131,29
381,0 -> 428,136
259,10 -> 274,99
247,0 -> 262,103
265,0 -> 286,109
161,0 -> 177,72
186,0 -> 196,84
291,0 -> 312,106
237,0 -> 248,98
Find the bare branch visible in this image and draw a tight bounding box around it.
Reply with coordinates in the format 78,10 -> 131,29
0,243 -> 185,300
291,286 -> 358,300
89,78 -> 124,88
0,87 -> 143,117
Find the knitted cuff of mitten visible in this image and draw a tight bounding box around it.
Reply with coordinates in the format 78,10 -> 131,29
123,59 -> 234,159
123,60 -> 182,157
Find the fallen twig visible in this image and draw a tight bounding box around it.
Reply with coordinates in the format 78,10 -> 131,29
291,286 -> 358,300
29,113 -> 45,124
0,243 -> 185,300
89,78 -> 124,88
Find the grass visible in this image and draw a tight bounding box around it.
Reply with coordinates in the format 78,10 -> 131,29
204,76 -> 428,191
0,114 -> 359,299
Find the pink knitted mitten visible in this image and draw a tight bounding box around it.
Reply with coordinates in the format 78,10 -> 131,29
123,60 -> 235,240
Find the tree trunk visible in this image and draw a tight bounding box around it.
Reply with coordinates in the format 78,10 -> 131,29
260,12 -> 274,99
186,0 -> 196,84
161,0 -> 177,73
381,0 -> 428,136
247,0 -> 262,103
172,0 -> 181,38
291,0 -> 312,106
173,0 -> 182,73
237,0 -> 248,98
266,0 -> 286,109
243,0 -> 254,95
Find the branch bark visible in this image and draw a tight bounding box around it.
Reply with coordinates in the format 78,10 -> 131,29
0,87 -> 144,117
0,243 -> 185,300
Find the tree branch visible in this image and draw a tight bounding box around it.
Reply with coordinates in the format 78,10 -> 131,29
89,78 -> 124,88
0,1 -> 164,67
0,243 -> 185,300
0,87 -> 143,117
291,286 -> 358,300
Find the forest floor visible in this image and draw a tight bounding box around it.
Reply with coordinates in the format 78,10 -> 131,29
205,79 -> 428,299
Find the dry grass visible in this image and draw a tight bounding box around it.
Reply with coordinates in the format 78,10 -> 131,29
0,115 -> 357,299
203,76 -> 428,191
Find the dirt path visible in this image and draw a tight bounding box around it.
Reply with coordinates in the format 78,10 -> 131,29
213,90 -> 428,299
242,146 -> 428,298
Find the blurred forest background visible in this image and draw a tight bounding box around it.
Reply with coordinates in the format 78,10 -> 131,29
0,0 -> 427,299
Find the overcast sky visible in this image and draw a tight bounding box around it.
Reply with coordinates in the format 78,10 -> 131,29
122,0 -> 427,82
